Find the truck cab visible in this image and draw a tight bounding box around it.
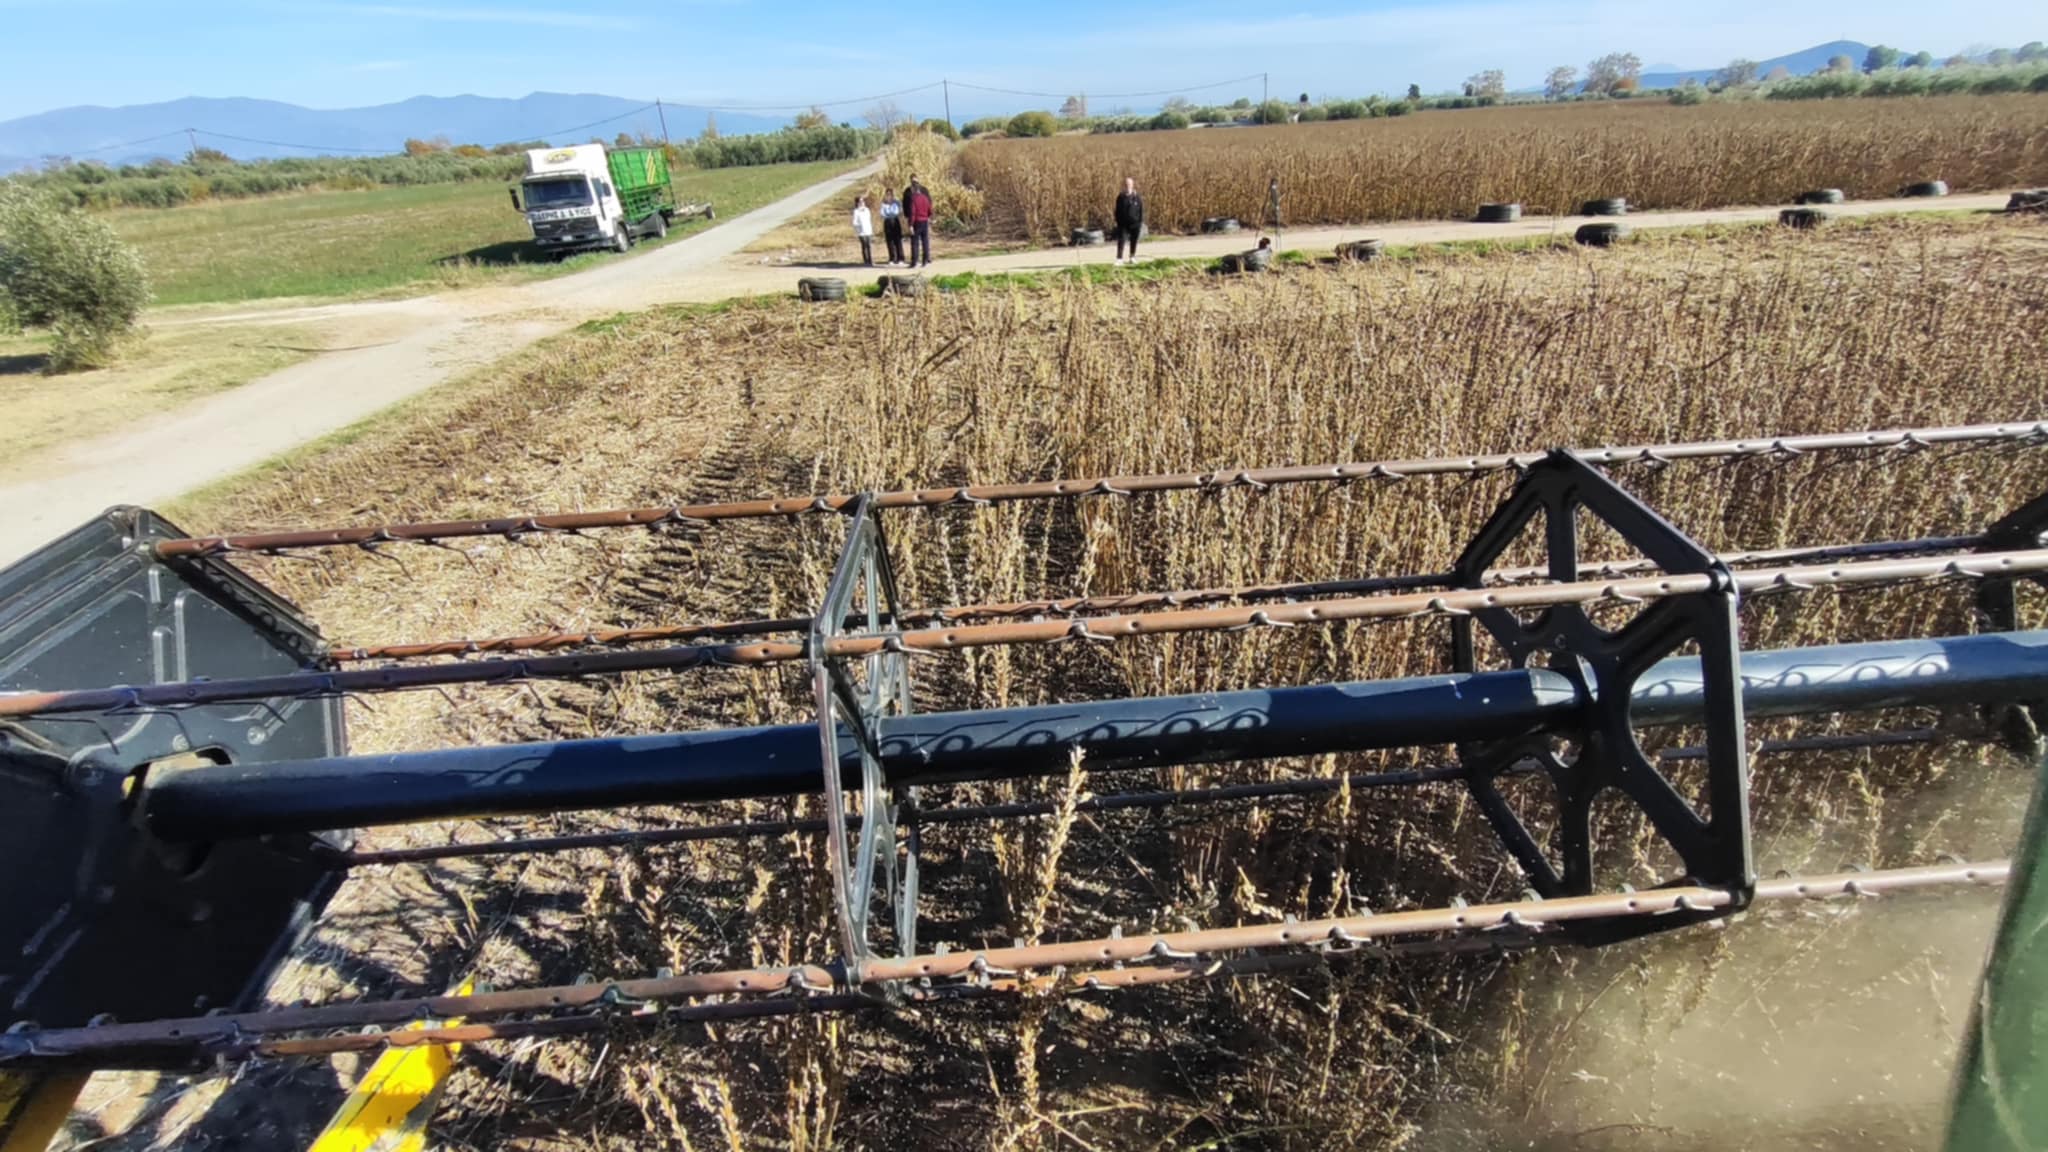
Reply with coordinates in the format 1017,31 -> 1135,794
519,145 -> 635,257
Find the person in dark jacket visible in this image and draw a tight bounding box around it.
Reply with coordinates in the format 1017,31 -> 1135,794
1113,177 -> 1144,264
880,190 -> 906,266
903,177 -> 934,268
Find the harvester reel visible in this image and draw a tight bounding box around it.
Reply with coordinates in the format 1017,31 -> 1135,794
0,422 -> 2043,1070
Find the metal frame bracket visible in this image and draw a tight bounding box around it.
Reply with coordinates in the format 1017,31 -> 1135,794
1452,451 -> 1753,939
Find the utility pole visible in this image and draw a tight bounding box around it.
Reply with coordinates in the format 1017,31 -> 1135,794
184,127 -> 199,162
943,80 -> 952,131
655,98 -> 672,152
1262,73 -> 1268,106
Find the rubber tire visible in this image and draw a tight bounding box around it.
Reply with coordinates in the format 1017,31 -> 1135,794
1779,207 -> 1828,229
1071,228 -> 1105,247
1216,253 -> 1244,274
1901,180 -> 1949,198
705,205 -> 716,220
2008,189 -> 2048,214
612,226 -> 631,254
1241,246 -> 1275,272
1580,197 -> 1627,216
797,276 -> 848,302
1574,222 -> 1630,247
877,274 -> 924,297
1475,202 -> 1522,223
1337,239 -> 1385,262
652,212 -> 669,239
1201,217 -> 1241,234
1795,188 -> 1845,205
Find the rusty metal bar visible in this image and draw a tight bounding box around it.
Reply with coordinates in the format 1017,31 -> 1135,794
328,532 -> 1988,663
10,549 -> 2046,720
0,860 -> 2004,1067
152,422 -> 2048,559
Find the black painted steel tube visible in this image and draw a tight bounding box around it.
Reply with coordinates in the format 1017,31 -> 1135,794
144,631 -> 2048,841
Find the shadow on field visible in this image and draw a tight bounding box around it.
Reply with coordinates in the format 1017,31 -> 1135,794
0,353 -> 50,376
444,239 -> 544,268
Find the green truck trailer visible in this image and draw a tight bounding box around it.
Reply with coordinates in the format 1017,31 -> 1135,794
513,143 -> 714,257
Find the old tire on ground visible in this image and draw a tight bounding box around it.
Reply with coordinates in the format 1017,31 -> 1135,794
1216,253 -> 1244,274
1574,222 -> 1630,247
1337,239 -> 1385,262
1580,197 -> 1627,216
1475,202 -> 1522,223
2008,189 -> 2048,214
1200,217 -> 1241,234
1071,227 -> 1105,246
1779,207 -> 1828,229
797,276 -> 847,302
1241,246 -> 1275,272
1902,180 -> 1949,198
1795,188 -> 1845,205
877,274 -> 924,297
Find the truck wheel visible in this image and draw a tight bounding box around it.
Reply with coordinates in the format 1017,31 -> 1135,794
705,205 -> 716,221
612,227 -> 631,254
652,213 -> 668,239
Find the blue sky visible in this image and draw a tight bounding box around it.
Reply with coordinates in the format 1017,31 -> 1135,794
0,0 -> 2041,121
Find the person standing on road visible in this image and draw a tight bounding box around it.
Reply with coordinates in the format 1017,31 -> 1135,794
1113,177 -> 1144,264
880,190 -> 905,266
852,195 -> 875,266
904,177 -> 934,268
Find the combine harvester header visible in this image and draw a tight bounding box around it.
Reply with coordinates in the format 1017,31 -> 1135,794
0,421 -> 2043,1137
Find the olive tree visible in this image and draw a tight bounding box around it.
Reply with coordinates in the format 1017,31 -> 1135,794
0,181 -> 150,371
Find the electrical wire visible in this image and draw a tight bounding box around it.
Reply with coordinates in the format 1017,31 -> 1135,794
656,82 -> 945,113
948,72 -> 1266,101
193,129 -> 387,154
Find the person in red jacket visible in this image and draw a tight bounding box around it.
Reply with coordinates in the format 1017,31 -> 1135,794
902,176 -> 935,268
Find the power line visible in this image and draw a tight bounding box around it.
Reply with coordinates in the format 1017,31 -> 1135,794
656,82 -> 944,113
42,129 -> 190,159
193,129 -> 387,154
947,72 -> 1266,101
531,102 -> 660,141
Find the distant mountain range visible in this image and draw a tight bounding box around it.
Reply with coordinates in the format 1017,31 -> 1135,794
0,39 -> 1991,170
0,93 -> 790,170
1637,39 -> 1872,89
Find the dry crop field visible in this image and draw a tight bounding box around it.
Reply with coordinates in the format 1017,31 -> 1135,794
958,95 -> 2048,240
82,215 -> 2048,1151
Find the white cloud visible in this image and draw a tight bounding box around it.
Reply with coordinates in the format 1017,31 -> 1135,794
306,3 -> 635,30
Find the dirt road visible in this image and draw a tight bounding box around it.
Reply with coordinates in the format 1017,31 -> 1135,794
0,188 -> 2011,563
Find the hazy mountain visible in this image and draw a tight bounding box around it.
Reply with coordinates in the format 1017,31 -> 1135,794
1638,40 -> 1873,88
0,93 -> 792,169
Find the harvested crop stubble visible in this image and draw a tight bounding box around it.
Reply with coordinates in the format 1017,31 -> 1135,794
166,218 -> 2048,1152
959,95 -> 2048,241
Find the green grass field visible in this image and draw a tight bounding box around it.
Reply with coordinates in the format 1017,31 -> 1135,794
113,159 -> 864,306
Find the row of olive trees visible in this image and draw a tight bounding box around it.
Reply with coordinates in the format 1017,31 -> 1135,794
0,183 -> 150,371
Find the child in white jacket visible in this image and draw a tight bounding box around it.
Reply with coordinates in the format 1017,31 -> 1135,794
852,196 -> 874,266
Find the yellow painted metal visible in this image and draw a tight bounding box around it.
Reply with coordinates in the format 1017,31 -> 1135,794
308,981 -> 472,1152
0,1071 -> 89,1152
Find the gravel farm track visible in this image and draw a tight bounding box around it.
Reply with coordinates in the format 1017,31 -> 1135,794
0,183 -> 2018,565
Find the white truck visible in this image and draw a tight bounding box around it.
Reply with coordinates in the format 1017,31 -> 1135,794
510,143 -> 711,258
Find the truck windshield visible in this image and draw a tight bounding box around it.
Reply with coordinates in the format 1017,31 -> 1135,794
524,178 -> 592,208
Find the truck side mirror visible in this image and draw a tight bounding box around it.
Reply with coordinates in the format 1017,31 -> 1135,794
508,187 -> 522,212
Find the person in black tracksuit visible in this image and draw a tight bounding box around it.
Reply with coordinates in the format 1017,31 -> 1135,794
1113,177 -> 1144,263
